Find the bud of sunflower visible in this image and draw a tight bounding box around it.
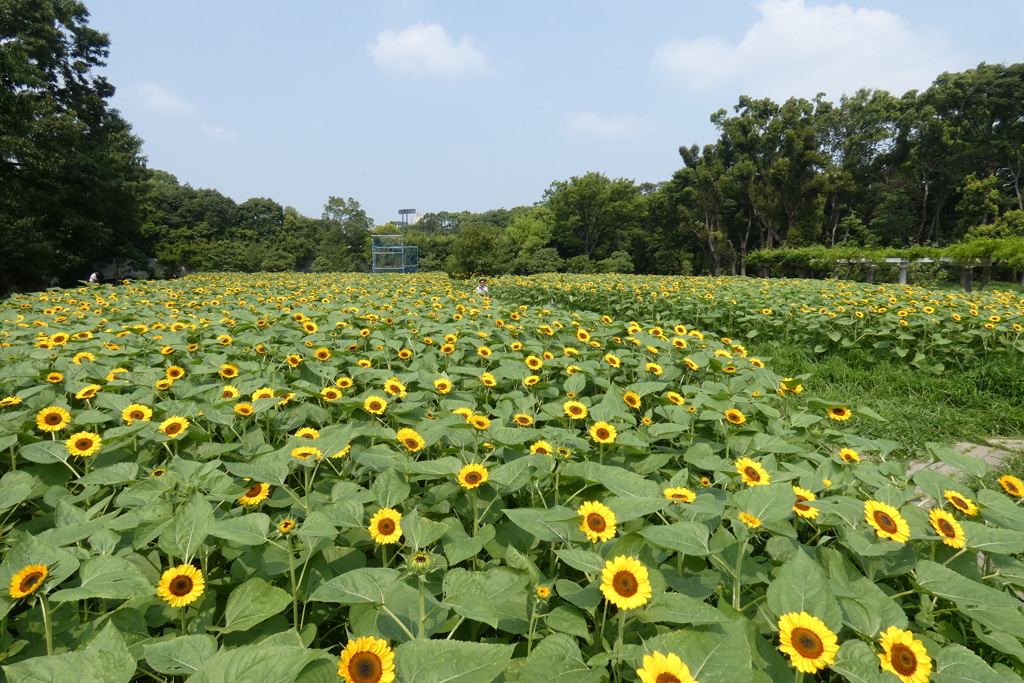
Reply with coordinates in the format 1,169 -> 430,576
407,552 -> 434,575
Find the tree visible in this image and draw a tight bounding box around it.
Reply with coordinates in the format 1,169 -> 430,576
443,222 -> 513,277
0,0 -> 146,291
543,172 -> 641,259
315,196 -> 372,272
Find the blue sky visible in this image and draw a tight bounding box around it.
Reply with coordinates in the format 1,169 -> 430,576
86,0 -> 1024,226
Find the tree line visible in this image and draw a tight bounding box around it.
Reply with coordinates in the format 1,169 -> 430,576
4,1 -> 1024,292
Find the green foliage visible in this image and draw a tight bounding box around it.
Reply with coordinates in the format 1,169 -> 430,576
443,222 -> 513,277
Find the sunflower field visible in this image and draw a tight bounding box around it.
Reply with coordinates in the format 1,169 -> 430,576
499,274 -> 1024,373
0,272 -> 1022,683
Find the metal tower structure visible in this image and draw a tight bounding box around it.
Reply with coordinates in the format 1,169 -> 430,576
371,235 -> 419,273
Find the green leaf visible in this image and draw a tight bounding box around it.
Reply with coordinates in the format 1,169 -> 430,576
309,567 -> 401,604
925,442 -> 990,478
218,577 -> 292,633
223,454 -> 289,487
207,513 -> 270,546
637,593 -> 730,626
544,605 -> 591,640
639,521 -> 711,556
162,493 -> 214,562
604,496 -> 669,523
915,560 -> 1022,608
766,550 -> 843,632
402,510 -> 447,550
75,463 -> 140,486
732,482 -> 794,524
518,633 -> 602,683
644,624 -> 753,683
395,639 -> 513,683
5,622 -> 138,683
961,521 -> 1024,554
555,548 -> 605,575
933,643 -> 1006,683
443,569 -> 499,629
829,640 -> 890,683
82,622 -> 136,683
49,555 -> 153,601
0,470 -> 35,513
503,506 -> 582,544
977,488 -> 1024,532
188,644 -> 322,683
144,635 -> 218,676
371,467 -> 410,509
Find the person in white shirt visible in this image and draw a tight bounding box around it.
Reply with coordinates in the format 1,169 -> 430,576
474,278 -> 489,296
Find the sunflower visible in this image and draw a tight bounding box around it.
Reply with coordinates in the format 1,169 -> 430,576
470,415 -> 490,430
364,396 -> 387,415
878,626 -> 932,683
603,353 -> 621,368
9,564 -> 48,599
739,511 -> 762,528
120,404 -> 153,425
777,611 -> 839,674
839,448 -> 860,463
159,416 -> 189,439
529,440 -> 553,456
564,401 -> 588,419
165,366 -> 185,380
36,406 -> 71,432
513,413 -> 533,426
734,457 -> 770,486
600,555 -> 651,610
999,475 -> 1023,497
157,564 -> 205,608
928,508 -> 965,548
827,406 -> 852,421
252,387 -> 275,400
238,482 -> 271,505
75,384 -> 101,400
479,372 -> 497,388
66,431 -> 101,457
383,378 -> 407,397
338,636 -> 395,683
684,358 -> 699,371
663,487 -> 696,503
636,651 -> 697,683
622,392 -> 641,410
336,377 -> 354,389
291,446 -> 322,460
154,378 -> 174,391
396,428 -> 425,452
151,468 -> 166,478
457,463 -> 488,489
523,375 -> 540,387
724,408 -> 746,425
590,421 -> 617,444
219,363 -> 240,379
234,402 -> 254,416
536,585 -> 552,599
942,490 -> 978,515
46,372 -> 64,384
368,509 -> 402,544
792,487 -> 819,519
864,500 -> 910,543
295,427 -> 320,439
433,377 -> 453,394
321,387 -> 342,401
578,501 -> 617,542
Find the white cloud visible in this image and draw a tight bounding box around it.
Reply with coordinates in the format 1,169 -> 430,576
137,82 -> 197,116
652,0 -> 952,100
564,111 -> 650,141
201,123 -> 238,143
369,23 -> 489,78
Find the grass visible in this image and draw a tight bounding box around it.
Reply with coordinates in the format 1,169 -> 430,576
755,339 -> 1024,462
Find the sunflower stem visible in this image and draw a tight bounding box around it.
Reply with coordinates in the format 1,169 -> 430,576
732,539 -> 747,610
417,576 -> 426,639
381,605 -> 416,642
40,594 -> 53,656
613,608 -> 626,682
287,538 -> 300,628
794,671 -> 804,683
942,547 -> 967,567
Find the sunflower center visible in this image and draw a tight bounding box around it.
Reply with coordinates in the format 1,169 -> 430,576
570,407 -> 582,415
654,674 -> 682,683
245,484 -> 263,498
613,570 -> 638,597
536,446 -> 549,454
378,519 -> 396,535
169,576 -> 194,596
45,413 -> 62,425
1007,481 -> 1021,494
744,467 -> 760,482
75,438 -> 93,450
404,439 -> 418,449
587,513 -> 607,532
937,519 -> 956,537
890,644 -> 918,676
792,627 -> 825,658
370,402 -> 381,411
165,423 -> 181,435
130,410 -> 145,419
874,511 -> 898,533
466,472 -> 482,485
20,572 -> 43,592
349,652 -> 382,683
596,429 -> 610,439
794,496 -> 811,511
951,497 -> 966,509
